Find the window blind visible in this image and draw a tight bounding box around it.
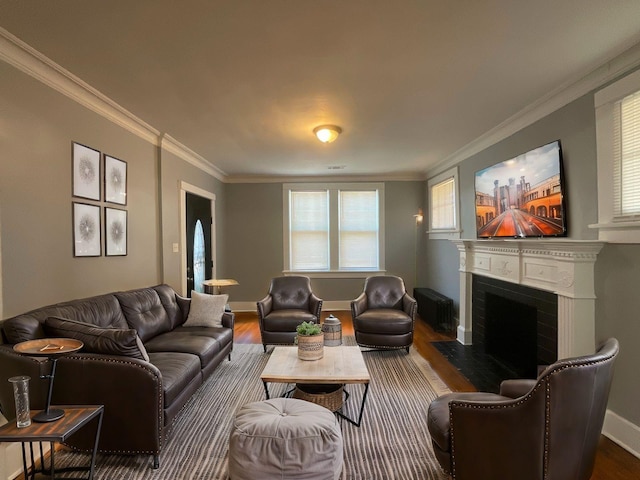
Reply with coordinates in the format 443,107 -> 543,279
339,191 -> 379,269
290,191 -> 329,270
431,177 -> 456,229
614,90 -> 640,217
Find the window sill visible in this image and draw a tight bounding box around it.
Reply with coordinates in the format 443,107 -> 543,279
426,229 -> 462,240
589,221 -> 640,243
282,270 -> 386,279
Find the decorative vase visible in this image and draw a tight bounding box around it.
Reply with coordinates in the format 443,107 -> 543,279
8,376 -> 31,428
322,314 -> 342,346
297,333 -> 324,361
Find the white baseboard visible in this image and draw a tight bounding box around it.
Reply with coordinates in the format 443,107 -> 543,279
603,409 -> 640,460
229,300 -> 351,313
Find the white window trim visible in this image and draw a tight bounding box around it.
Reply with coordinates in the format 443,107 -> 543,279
427,167 -> 461,240
283,182 -> 386,278
591,68 -> 640,243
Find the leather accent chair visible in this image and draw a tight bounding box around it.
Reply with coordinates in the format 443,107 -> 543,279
257,276 -> 322,352
427,338 -> 619,480
351,275 -> 417,353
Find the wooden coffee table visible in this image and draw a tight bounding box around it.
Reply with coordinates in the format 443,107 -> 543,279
260,346 -> 370,426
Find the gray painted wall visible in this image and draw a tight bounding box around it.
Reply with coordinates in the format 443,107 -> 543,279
0,62 -> 226,317
419,78 -> 640,426
225,181 -> 424,305
0,62 -> 160,316
159,150 -> 227,294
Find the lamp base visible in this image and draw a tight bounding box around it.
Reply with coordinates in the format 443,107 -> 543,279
33,408 -> 65,423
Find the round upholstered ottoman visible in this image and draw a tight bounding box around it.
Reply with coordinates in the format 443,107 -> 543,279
229,398 -> 343,480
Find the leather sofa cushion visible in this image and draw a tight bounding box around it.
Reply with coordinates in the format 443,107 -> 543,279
148,351 -> 201,407
144,330 -> 227,368
2,294 -> 129,344
364,277 -> 405,309
264,310 -> 317,331
116,289 -> 172,342
153,284 -> 186,330
44,317 -> 149,361
270,277 -> 311,310
2,316 -> 44,344
354,309 -> 412,334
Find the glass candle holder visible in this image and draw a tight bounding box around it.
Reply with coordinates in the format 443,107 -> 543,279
8,376 -> 31,428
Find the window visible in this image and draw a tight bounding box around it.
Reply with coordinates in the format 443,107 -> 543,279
427,167 -> 461,239
593,68 -> 640,242
284,183 -> 384,276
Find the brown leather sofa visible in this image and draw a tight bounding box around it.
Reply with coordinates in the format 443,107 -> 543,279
257,276 -> 322,352
0,284 -> 234,468
427,338 -> 619,480
351,275 -> 416,352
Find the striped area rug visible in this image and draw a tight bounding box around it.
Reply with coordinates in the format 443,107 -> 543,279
55,339 -> 450,479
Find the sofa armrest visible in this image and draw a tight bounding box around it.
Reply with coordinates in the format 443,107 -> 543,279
55,352 -> 164,455
256,295 -> 273,324
499,379 -> 537,399
0,346 -> 164,456
222,311 -> 235,330
402,293 -> 417,319
351,292 -> 368,319
309,294 -> 323,321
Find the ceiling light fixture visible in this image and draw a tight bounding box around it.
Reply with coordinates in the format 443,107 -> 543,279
313,125 -> 342,144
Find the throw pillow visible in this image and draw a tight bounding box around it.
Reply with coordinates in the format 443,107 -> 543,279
44,316 -> 150,362
183,292 -> 228,328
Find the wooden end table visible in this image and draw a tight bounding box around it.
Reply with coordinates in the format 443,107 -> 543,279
260,346 -> 371,427
0,405 -> 103,480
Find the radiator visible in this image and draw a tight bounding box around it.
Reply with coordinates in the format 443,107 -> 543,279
413,288 -> 454,332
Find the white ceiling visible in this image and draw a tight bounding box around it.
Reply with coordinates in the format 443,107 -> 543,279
2,1 -> 640,181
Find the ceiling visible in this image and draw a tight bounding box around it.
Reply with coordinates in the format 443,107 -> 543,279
2,1 -> 640,181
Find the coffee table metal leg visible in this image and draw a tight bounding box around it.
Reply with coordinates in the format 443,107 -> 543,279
336,382 -> 369,427
263,381 -> 271,400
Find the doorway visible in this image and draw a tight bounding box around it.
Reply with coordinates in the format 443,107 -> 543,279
186,192 -> 212,296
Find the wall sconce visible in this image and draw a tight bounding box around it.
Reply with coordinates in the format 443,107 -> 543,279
414,208 -> 424,223
313,125 -> 342,144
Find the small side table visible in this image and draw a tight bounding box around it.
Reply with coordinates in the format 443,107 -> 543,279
0,405 -> 103,480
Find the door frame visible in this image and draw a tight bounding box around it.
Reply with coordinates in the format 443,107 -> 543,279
179,181 -> 216,296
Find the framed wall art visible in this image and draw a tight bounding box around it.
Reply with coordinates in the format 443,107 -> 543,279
73,202 -> 101,257
104,154 -> 127,205
105,207 -> 127,256
72,142 -> 101,200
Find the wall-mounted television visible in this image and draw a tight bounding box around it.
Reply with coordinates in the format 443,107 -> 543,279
474,140 -> 567,238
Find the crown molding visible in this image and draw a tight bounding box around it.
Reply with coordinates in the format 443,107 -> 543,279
160,134 -> 227,181
225,172 -> 427,184
426,40 -> 640,178
0,27 -> 161,144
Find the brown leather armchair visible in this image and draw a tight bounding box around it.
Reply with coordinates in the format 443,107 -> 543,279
427,338 -> 619,480
351,275 -> 417,353
257,276 -> 322,352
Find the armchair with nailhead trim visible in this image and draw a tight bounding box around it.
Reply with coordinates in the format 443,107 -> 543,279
426,338 -> 618,480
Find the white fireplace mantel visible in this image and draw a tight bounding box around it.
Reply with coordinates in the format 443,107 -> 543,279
451,239 -> 605,358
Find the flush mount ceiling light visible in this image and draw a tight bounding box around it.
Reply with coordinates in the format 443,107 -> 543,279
313,125 -> 342,143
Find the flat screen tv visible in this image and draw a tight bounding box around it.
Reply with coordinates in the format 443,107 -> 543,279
474,140 -> 567,238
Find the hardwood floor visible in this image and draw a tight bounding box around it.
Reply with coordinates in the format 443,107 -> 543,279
235,310 -> 640,480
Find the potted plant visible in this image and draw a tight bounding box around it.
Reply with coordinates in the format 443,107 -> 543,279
296,321 -> 324,361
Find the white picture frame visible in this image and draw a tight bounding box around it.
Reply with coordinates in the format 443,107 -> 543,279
73,202 -> 101,257
104,154 -> 127,205
72,142 -> 101,201
105,207 -> 127,256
